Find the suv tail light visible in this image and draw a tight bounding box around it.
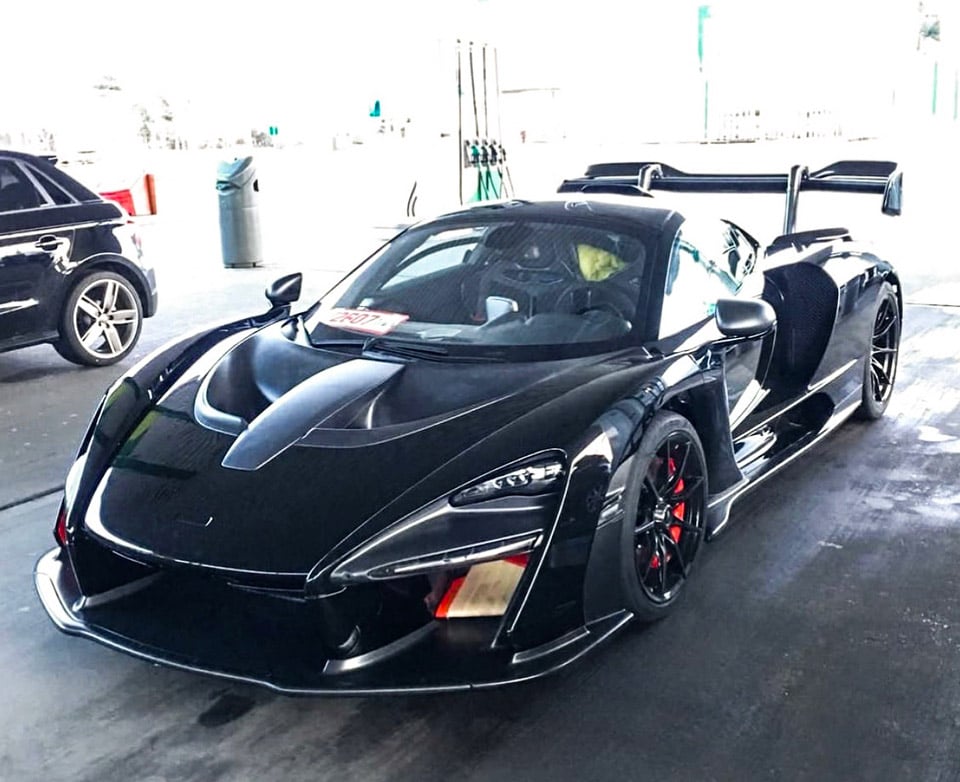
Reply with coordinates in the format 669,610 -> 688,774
54,502 -> 68,547
101,189 -> 137,216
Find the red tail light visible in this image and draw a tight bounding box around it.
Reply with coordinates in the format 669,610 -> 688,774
54,503 -> 68,547
101,189 -> 136,216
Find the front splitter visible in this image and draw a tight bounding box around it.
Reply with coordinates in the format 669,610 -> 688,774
35,547 -> 631,695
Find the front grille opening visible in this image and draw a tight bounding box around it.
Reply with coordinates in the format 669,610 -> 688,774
430,554 -> 529,620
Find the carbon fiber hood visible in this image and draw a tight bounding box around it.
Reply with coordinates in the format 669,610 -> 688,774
83,322 -> 653,575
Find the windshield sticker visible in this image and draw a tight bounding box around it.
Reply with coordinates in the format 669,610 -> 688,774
318,308 -> 410,335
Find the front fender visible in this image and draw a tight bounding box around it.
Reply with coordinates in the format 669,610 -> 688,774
64,310 -> 292,541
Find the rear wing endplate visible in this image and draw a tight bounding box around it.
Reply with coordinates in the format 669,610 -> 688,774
558,160 -> 903,234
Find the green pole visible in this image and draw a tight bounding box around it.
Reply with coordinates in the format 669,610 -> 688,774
932,60 -> 939,115
954,70 -> 958,121
698,5 -> 710,140
704,80 -> 710,140
697,6 -> 709,69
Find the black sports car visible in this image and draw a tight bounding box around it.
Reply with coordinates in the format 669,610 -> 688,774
0,150 -> 158,366
35,159 -> 903,694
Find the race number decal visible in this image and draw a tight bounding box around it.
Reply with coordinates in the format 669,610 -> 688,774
318,308 -> 410,335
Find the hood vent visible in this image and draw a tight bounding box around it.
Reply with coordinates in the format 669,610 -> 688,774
218,358 -> 404,471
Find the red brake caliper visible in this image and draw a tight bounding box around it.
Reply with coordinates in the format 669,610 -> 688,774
670,456 -> 685,544
649,457 -> 684,569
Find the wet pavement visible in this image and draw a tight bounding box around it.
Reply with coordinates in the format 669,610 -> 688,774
1,138 -> 959,780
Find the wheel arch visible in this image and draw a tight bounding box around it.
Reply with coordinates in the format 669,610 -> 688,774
581,374 -> 741,622
884,269 -> 903,317
70,254 -> 154,317
584,404 -> 714,624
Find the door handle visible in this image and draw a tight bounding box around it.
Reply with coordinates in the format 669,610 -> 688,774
35,235 -> 62,252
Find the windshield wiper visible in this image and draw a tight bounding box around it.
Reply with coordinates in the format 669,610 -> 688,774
308,338 -> 450,362
362,337 -> 450,361
308,335 -> 502,362
307,338 -> 367,352
363,337 -> 506,363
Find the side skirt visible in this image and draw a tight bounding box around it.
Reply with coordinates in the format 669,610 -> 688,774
0,330 -> 59,354
705,387 -> 861,539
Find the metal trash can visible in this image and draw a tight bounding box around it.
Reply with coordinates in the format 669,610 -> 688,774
216,157 -> 263,268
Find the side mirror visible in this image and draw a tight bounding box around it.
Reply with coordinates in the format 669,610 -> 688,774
715,298 -> 776,339
266,273 -> 302,309
882,169 -> 903,216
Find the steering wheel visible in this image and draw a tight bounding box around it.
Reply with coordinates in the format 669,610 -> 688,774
465,258 -> 578,320
553,282 -> 637,322
487,261 -> 572,291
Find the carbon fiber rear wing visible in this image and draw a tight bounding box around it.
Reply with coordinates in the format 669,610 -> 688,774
558,160 -> 903,234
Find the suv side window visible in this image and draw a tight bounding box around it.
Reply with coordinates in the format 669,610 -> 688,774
0,160 -> 47,213
27,165 -> 75,206
660,219 -> 742,337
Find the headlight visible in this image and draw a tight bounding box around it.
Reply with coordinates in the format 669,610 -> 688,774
322,454 -> 567,588
451,460 -> 565,506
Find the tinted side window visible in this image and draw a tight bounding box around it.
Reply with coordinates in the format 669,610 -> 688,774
380,240 -> 477,289
660,221 -> 740,337
0,161 -> 46,212
28,165 -> 75,206
721,222 -> 757,284
39,163 -> 99,201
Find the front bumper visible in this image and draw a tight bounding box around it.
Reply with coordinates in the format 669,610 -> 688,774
141,266 -> 159,317
35,547 -> 630,695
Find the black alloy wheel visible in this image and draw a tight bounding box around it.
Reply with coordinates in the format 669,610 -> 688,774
857,282 -> 900,420
620,412 -> 708,621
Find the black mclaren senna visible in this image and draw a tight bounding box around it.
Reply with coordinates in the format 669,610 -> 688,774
35,159 -> 903,694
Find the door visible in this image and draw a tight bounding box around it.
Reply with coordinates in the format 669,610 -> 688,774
0,159 -> 75,344
659,218 -> 769,431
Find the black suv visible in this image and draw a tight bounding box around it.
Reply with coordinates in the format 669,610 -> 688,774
0,150 -> 158,366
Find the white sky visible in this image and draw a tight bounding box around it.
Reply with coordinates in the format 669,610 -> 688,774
1,0 -> 949,142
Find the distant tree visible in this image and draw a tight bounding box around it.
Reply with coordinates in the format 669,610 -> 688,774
93,75 -> 123,92
159,97 -> 177,149
918,2 -> 941,49
137,106 -> 153,146
39,128 -> 56,152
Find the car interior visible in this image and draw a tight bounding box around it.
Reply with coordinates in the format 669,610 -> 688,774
0,163 -> 42,212
340,222 -> 647,346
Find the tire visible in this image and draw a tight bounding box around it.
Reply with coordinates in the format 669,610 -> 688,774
619,412 -> 709,623
855,282 -> 901,421
55,270 -> 143,367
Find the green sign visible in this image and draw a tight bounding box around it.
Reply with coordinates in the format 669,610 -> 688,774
369,100 -> 381,118
697,5 -> 710,71
268,126 -> 278,136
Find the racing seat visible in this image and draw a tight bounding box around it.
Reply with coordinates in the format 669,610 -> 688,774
469,227 -> 580,319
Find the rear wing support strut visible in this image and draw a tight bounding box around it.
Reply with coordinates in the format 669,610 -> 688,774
785,165 -> 806,234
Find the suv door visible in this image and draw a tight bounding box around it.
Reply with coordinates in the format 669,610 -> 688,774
0,158 -> 76,345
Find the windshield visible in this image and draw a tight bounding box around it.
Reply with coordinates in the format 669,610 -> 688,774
305,215 -> 655,360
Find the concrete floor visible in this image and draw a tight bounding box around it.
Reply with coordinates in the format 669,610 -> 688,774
1,140 -> 959,780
